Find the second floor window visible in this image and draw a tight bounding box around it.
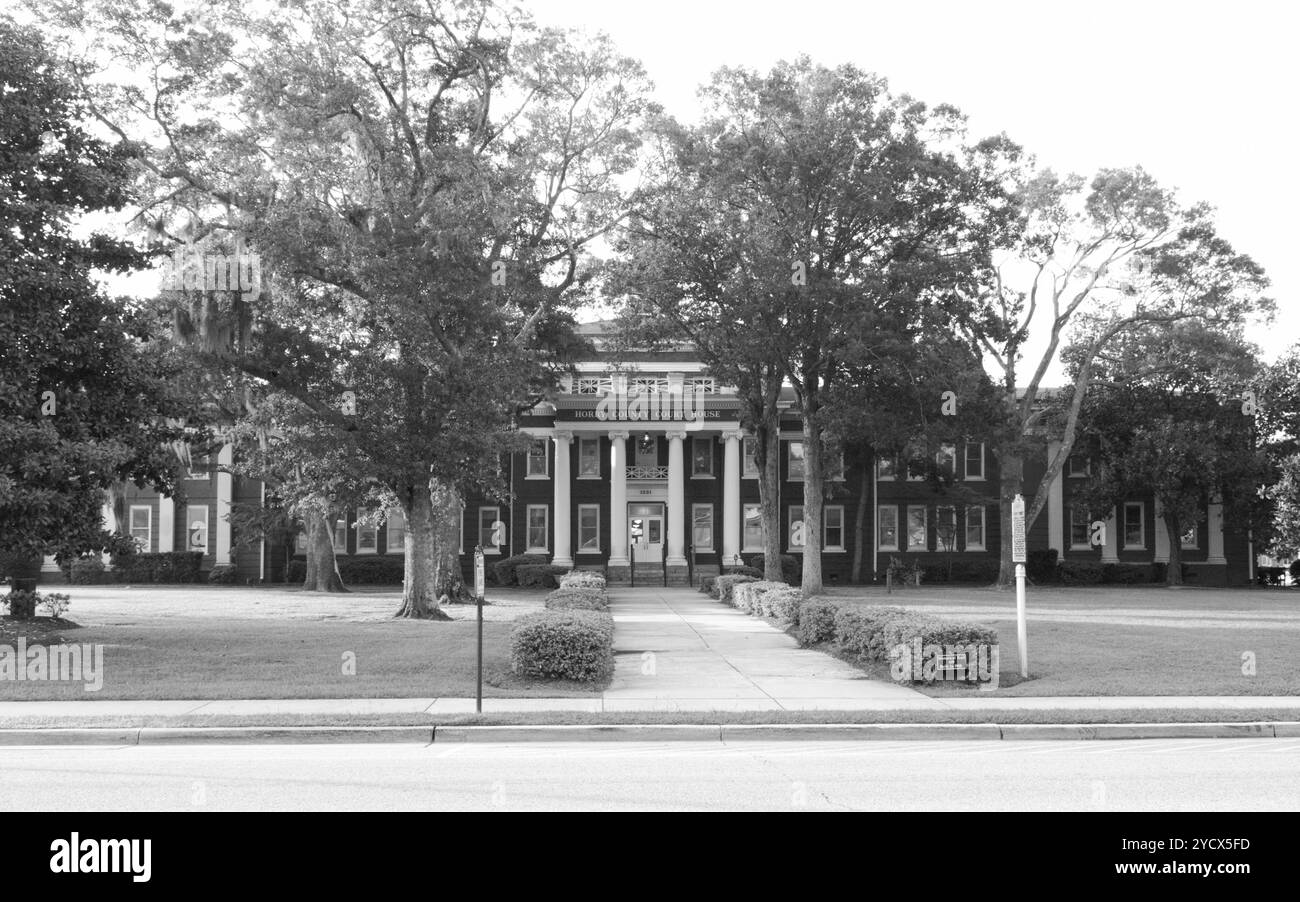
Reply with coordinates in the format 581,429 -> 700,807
526,439 -> 548,477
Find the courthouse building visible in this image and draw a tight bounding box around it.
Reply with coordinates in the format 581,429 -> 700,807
59,322 -> 1254,587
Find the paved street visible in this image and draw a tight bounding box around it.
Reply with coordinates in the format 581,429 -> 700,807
3,739 -> 1299,811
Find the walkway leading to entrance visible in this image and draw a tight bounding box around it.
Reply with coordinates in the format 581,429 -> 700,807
603,587 -> 939,711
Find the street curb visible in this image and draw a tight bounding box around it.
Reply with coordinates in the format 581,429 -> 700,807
719,723 -> 1003,741
433,724 -> 722,742
999,722 -> 1276,740
0,728 -> 140,746
138,726 -> 434,744
1,722 -> 1297,745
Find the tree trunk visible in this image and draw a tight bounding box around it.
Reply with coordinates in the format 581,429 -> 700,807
432,481 -> 473,604
995,450 -> 1025,588
1164,511 -> 1184,586
800,411 -> 825,597
851,457 -> 869,583
302,507 -> 347,592
756,422 -> 783,581
394,483 -> 454,619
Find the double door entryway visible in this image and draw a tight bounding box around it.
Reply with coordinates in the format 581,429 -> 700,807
628,502 -> 664,561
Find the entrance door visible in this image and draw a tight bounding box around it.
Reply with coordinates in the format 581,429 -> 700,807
628,502 -> 665,561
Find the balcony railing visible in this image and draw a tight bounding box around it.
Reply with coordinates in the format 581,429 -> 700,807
625,466 -> 668,480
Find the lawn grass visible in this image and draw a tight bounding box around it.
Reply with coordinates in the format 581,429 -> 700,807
0,616 -> 603,700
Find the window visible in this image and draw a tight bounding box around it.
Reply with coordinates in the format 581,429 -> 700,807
877,506 -> 899,551
1067,455 -> 1090,477
526,505 -> 548,552
742,437 -> 759,478
578,437 -> 601,477
935,506 -> 957,552
526,439 -> 548,478
824,505 -> 845,551
936,445 -> 956,478
907,505 -> 928,551
186,454 -> 209,481
578,505 -> 600,553
632,376 -> 667,394
1181,523 -> 1198,549
687,377 -> 716,394
877,455 -> 897,480
128,505 -> 151,551
691,437 -> 714,477
1070,506 -> 1091,548
692,504 -> 714,551
333,518 -> 347,554
964,443 -> 984,480
357,513 -> 378,554
479,507 -> 503,553
1124,502 -> 1145,548
965,506 -> 986,551
574,376 -> 608,395
743,503 -> 763,551
386,509 -> 406,553
186,505 -> 209,554
787,441 -> 806,481
634,434 -> 657,466
789,505 -> 806,550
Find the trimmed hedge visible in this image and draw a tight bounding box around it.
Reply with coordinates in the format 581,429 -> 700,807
207,563 -> 238,585
723,564 -> 764,579
1058,560 -> 1105,584
516,563 -> 568,589
111,551 -> 204,584
544,587 -> 609,611
698,575 -> 717,596
1027,548 -> 1059,583
796,598 -> 841,646
338,556 -> 405,585
69,556 -> 107,585
746,554 -> 802,586
757,586 -> 803,623
559,571 -> 606,591
510,610 -> 614,681
833,605 -> 908,661
493,554 -> 548,586
1059,560 -> 1156,585
920,560 -> 1001,585
286,560 -> 307,583
731,580 -> 788,613
714,573 -> 758,604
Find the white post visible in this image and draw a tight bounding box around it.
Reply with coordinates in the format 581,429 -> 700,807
608,431 -> 629,567
1012,493 -> 1028,679
722,431 -> 742,565
216,442 -> 234,565
666,431 -> 688,566
552,431 -> 573,567
158,495 -> 176,553
100,497 -> 115,564
1207,502 -> 1227,565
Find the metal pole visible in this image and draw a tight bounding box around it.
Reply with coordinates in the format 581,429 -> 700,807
1015,562 -> 1028,678
474,546 -> 484,714
630,542 -> 635,588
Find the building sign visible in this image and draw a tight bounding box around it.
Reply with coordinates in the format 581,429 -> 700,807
593,385 -> 707,422
1011,494 -> 1026,563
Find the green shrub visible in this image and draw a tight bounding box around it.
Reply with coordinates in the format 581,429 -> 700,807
1027,548 -> 1059,583
1058,560 -> 1105,585
923,560 -> 1001,584
2,589 -> 71,619
1101,563 -> 1153,584
760,586 -> 804,623
286,560 -> 307,583
516,563 -> 567,589
70,556 -> 106,585
510,610 -> 615,681
746,554 -> 802,585
698,576 -> 717,596
833,605 -> 908,661
732,580 -> 788,612
544,588 -> 608,611
796,598 -> 841,646
207,564 -> 238,584
1290,560 -> 1300,581
337,556 -> 405,585
723,565 -> 763,579
111,551 -> 204,583
715,573 -> 758,604
559,571 -> 606,591
493,554 -> 548,586
875,612 -> 999,677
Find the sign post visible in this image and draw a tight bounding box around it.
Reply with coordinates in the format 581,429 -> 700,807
474,546 -> 485,714
1011,493 -> 1028,679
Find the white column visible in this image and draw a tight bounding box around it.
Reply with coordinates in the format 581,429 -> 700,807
608,431 -> 629,567
666,430 -> 688,566
216,443 -> 233,565
1101,506 -> 1120,562
100,497 -> 115,563
1207,501 -> 1227,565
1152,499 -> 1170,563
552,432 -> 573,567
1047,440 -> 1064,553
158,495 -> 176,553
723,431 -> 742,564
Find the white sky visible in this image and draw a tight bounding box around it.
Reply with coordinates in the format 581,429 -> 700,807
532,0 -> 1299,374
